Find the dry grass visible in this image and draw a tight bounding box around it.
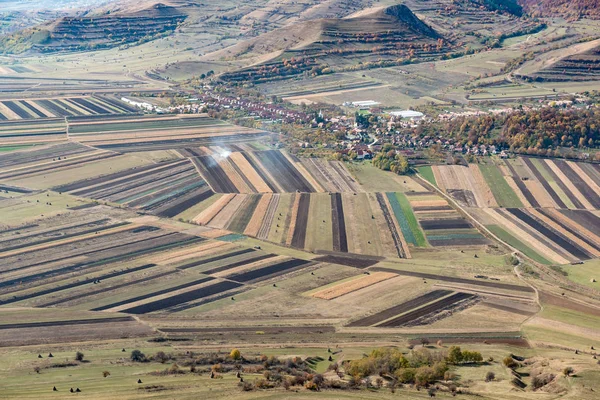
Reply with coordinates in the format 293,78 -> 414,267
311,272 -> 397,300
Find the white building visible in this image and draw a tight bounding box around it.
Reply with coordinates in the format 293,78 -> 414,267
389,110 -> 424,120
346,100 -> 380,109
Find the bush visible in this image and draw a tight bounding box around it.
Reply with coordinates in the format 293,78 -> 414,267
75,351 -> 84,362
131,350 -> 146,362
532,373 -> 555,389
563,367 -> 573,376
503,356 -> 518,369
230,349 -> 241,360
485,371 -> 495,382
102,371 -> 110,378
154,351 -> 169,363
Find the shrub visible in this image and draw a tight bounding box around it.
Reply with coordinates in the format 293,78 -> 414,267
532,373 -> 555,389
230,349 -> 241,360
154,351 -> 170,363
102,371 -> 110,378
503,356 -> 518,369
75,351 -> 84,362
131,350 -> 146,362
485,371 -> 495,382
563,367 -> 573,376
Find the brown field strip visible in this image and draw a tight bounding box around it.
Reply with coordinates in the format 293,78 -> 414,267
0,223 -> 138,258
311,272 -> 397,300
210,194 -> 247,229
244,194 -> 272,236
258,194 -> 280,240
193,194 -> 235,225
543,208 -> 600,248
212,255 -> 287,278
281,151 -> 325,193
545,160 -> 593,210
482,208 -> 570,265
230,152 -> 272,193
154,241 -> 235,265
245,151 -> 285,193
469,164 -> 498,207
367,192 -> 398,258
528,208 -> 600,257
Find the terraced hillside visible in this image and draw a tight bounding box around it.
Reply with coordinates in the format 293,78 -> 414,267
216,4 -> 450,84
526,42 -> 600,82
0,3 -> 187,53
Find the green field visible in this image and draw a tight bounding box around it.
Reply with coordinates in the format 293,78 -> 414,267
479,164 -> 523,208
416,166 -> 436,186
486,224 -> 551,265
386,192 -> 427,247
561,261 -> 600,289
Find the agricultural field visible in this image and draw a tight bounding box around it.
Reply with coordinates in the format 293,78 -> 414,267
67,114 -> 272,152
188,149 -> 360,194
420,157 -> 600,264
54,159 -> 216,218
0,95 -> 138,120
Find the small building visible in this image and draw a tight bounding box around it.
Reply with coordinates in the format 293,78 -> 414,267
349,100 -> 380,109
389,110 -> 424,121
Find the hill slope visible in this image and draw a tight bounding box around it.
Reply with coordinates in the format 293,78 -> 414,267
0,2 -> 187,54
519,0 -> 600,19
213,4 -> 450,84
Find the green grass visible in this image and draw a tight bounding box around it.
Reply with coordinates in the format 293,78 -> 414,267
540,305 -> 600,331
386,192 -> 427,247
561,261 -> 600,289
486,225 -> 551,265
416,166 -> 436,186
478,164 -> 523,207
0,144 -> 37,152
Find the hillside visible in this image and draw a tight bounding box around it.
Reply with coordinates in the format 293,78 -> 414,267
519,0 -> 600,19
0,2 -> 187,54
214,4 -> 449,84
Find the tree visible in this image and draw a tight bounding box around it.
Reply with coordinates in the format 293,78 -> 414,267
131,350 -> 146,362
485,371 -> 495,382
447,346 -> 463,365
230,349 -> 241,360
75,351 -> 85,362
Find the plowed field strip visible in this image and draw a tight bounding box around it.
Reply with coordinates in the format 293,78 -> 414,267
371,267 -> 534,293
507,208 -> 590,260
347,290 -> 452,327
521,157 -> 567,208
291,193 -> 310,248
203,254 -> 277,275
0,263 -> 156,306
40,270 -> 178,307
91,276 -> 216,311
376,292 -> 476,327
556,160 -> 600,209
176,248 -> 256,270
481,302 -> 535,316
545,160 -> 590,209
504,161 -> 539,207
119,280 -> 241,314
258,194 -> 279,239
0,317 -> 135,330
225,258 -> 313,283
331,193 -> 348,252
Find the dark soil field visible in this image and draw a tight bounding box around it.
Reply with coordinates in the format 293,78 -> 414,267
506,208 -> 590,260
291,193 -> 310,249
331,193 -> 348,252
314,253 -> 382,268
420,218 -> 472,230
225,258 -> 313,283
372,267 -> 534,293
376,292 -> 476,327
121,280 -> 242,314
347,290 -> 452,327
